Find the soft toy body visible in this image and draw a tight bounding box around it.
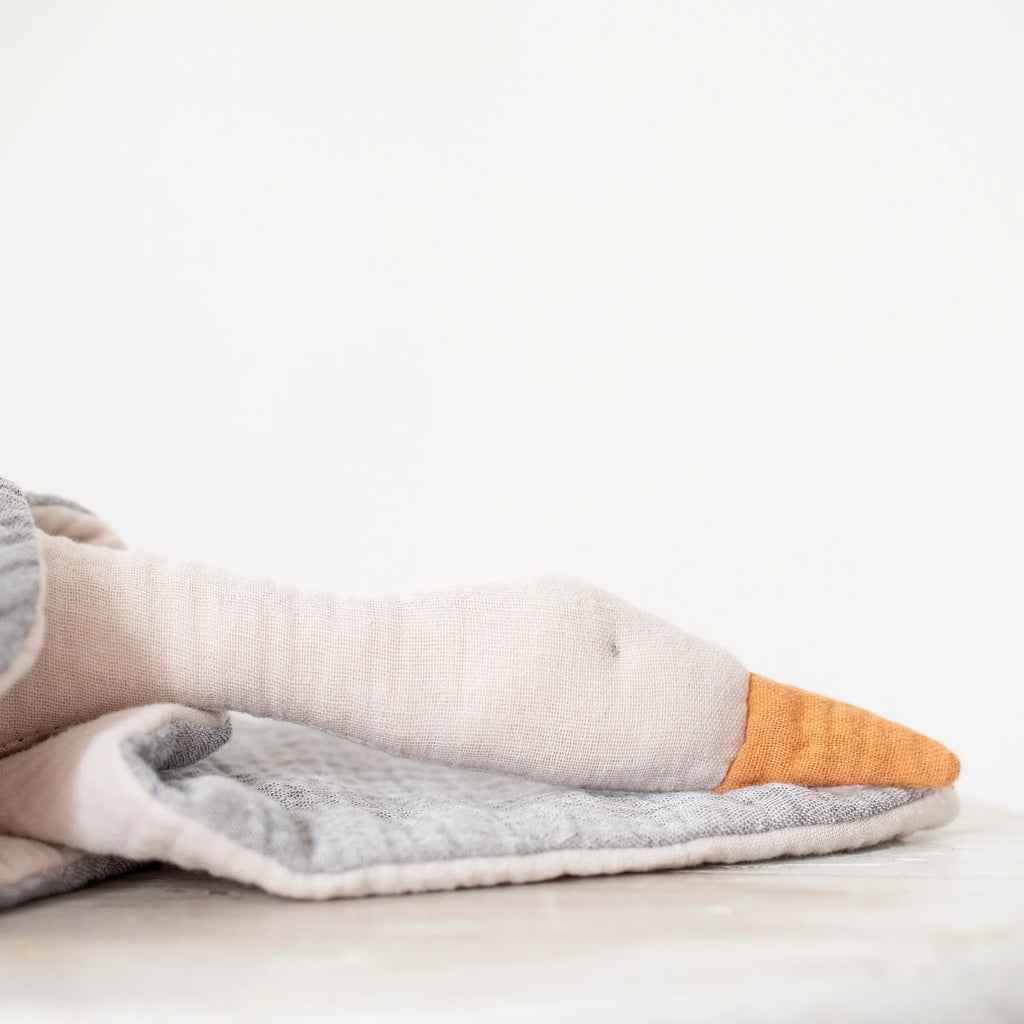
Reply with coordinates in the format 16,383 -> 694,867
0,478 -> 959,907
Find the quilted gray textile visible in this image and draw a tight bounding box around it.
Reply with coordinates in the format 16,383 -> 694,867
130,715 -> 930,875
1,713 -> 933,909
0,478 -> 41,685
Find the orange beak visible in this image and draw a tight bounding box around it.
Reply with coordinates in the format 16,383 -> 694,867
716,673 -> 960,792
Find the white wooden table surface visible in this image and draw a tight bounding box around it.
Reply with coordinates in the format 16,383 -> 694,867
1,799 -> 1021,1024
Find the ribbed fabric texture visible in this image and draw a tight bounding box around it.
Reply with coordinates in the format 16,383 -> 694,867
717,674 -> 960,792
1,532 -> 751,790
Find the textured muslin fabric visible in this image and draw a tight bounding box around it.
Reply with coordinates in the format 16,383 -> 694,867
25,495 -> 125,550
3,531 -> 750,790
0,480 -> 45,697
0,707 -> 958,908
717,674 -> 961,791
0,835 -> 135,910
0,476 -> 963,909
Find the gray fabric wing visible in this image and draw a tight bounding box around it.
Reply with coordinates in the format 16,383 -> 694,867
2,712 -> 934,909
0,478 -> 42,691
130,715 -> 929,876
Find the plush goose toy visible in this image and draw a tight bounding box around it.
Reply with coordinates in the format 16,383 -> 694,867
0,479 -> 959,906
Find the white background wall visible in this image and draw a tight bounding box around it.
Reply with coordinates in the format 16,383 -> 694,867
2,2 -> 1021,809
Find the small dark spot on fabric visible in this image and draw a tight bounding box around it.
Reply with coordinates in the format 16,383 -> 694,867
610,643 -> 620,658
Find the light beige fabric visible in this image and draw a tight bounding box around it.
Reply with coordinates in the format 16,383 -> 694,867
0,583 -> 45,700
0,834 -> 82,888
29,504 -> 125,550
1,532 -> 750,790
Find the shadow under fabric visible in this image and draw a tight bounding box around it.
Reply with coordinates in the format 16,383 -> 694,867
0,478 -> 959,908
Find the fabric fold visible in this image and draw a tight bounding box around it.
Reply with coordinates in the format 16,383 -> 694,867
0,705 -> 958,909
